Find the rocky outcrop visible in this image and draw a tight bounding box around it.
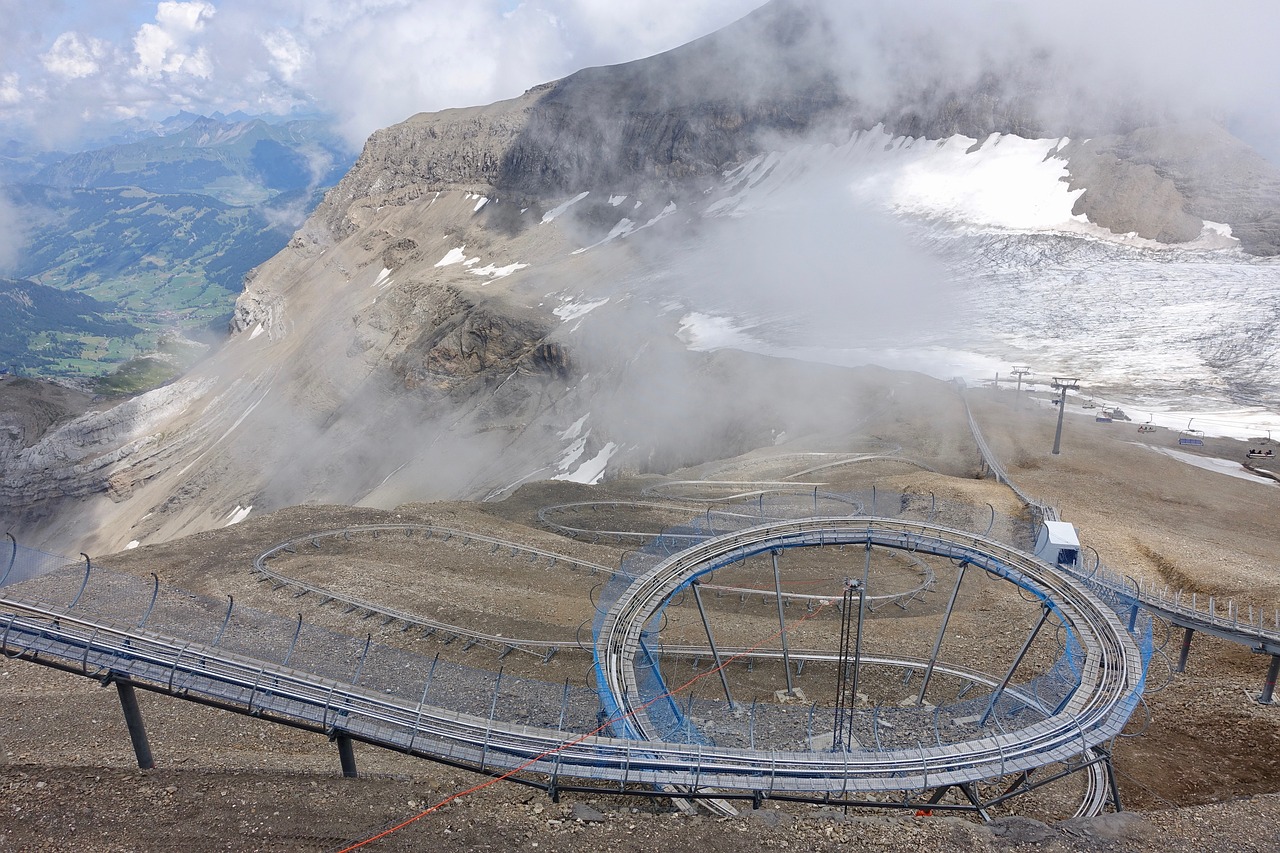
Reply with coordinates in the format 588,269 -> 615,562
0,378 -> 214,522
316,90 -> 546,239
229,285 -> 288,339
1064,123 -> 1280,255
1063,146 -> 1204,243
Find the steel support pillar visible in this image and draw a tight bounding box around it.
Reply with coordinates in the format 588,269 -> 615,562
1261,654 -> 1280,705
1175,626 -> 1194,673
771,550 -> 794,696
918,562 -> 967,706
691,581 -> 734,707
980,604 -> 1051,727
1103,750 -> 1123,812
855,543 -> 870,700
114,680 -> 155,770
336,734 -> 358,778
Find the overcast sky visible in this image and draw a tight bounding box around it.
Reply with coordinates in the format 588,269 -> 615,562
0,0 -> 766,148
1,0 -> 1277,163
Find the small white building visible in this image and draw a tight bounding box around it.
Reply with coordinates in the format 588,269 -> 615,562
1034,521 -> 1080,568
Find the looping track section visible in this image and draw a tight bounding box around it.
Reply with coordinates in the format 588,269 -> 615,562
594,516 -> 1146,795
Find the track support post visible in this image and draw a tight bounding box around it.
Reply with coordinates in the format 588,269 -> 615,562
918,561 -> 968,706
771,550 -> 795,696
335,734 -> 358,778
691,581 -> 734,708
1102,749 -> 1123,812
1175,626 -> 1194,673
114,679 -> 155,770
980,603 -> 1051,727
1261,654 -> 1280,705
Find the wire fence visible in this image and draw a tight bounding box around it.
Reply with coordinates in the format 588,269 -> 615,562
1,537 -> 82,587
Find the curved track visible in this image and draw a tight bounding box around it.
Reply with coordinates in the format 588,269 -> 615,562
594,516 -> 1144,795
961,391 -> 1280,659
254,523 -> 935,659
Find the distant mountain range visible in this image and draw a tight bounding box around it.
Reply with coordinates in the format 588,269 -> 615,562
0,112 -> 356,384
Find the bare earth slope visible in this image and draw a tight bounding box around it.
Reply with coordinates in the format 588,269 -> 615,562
2,371 -> 1278,852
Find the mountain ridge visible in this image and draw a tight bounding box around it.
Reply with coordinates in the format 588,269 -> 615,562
3,0 -> 1279,556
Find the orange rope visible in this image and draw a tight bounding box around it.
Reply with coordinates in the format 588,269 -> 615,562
333,597 -> 835,852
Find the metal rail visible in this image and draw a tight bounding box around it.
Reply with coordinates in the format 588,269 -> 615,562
254,524 -> 933,660
594,517 -> 1144,795
961,388 -> 1280,660
0,580 -> 1133,798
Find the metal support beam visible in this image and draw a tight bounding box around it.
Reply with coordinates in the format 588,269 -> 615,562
691,581 -> 734,707
855,543 -> 870,701
771,550 -> 794,696
918,562 -> 968,706
1050,377 -> 1080,455
980,604 -> 1052,727
336,734 -> 358,778
1175,626 -> 1194,673
2,532 -> 17,586
114,680 -> 155,769
1102,750 -> 1123,812
1261,654 -> 1280,705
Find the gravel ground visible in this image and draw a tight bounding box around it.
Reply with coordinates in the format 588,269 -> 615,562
2,378 -> 1278,852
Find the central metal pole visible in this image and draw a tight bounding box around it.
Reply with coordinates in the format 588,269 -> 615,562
918,562 -> 968,706
980,603 -> 1052,726
771,550 -> 794,696
853,542 -> 871,702
691,581 -> 734,707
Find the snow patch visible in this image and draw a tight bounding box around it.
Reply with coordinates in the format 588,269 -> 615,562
541,191 -> 590,224
555,297 -> 609,322
555,436 -> 588,471
559,413 -> 589,441
469,262 -> 529,279
608,194 -> 627,206
1140,445 -> 1274,485
677,312 -> 759,351
373,267 -> 392,286
554,442 -> 618,484
571,218 -> 636,254
224,505 -> 252,526
473,196 -> 489,212
125,540 -> 140,550
248,324 -> 264,341
434,246 -> 467,267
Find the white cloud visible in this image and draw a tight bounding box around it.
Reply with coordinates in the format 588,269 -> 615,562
0,73 -> 21,106
133,1 -> 217,80
0,0 -> 1277,164
262,29 -> 308,83
41,32 -> 110,80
